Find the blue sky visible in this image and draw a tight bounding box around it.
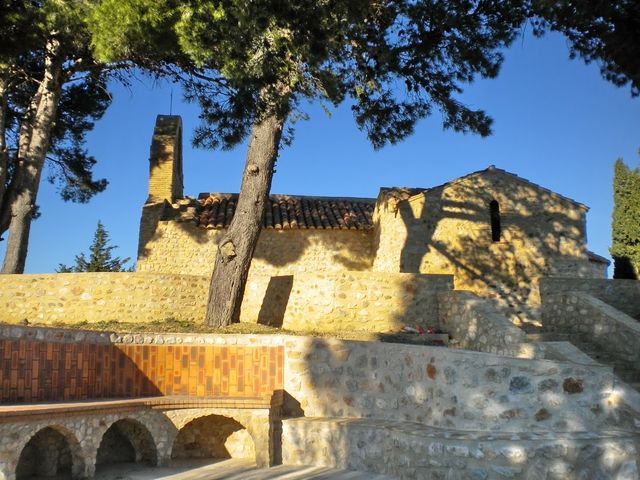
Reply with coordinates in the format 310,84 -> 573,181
4,31 -> 639,274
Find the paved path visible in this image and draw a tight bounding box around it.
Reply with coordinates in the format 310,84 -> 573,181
89,459 -> 393,480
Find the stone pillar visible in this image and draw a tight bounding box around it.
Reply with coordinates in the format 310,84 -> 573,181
247,411 -> 274,468
80,443 -> 98,479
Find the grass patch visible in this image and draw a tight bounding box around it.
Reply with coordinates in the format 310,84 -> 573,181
5,319 -> 447,345
30,318 -> 289,335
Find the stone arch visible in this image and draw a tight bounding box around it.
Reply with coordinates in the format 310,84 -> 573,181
95,418 -> 158,469
15,425 -> 85,479
171,414 -> 255,462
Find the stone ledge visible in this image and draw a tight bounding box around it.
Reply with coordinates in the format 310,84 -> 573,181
0,394 -> 281,423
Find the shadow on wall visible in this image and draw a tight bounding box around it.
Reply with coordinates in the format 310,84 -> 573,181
0,340 -> 162,403
391,174 -> 595,318
171,415 -> 255,462
613,255 -> 638,280
283,336 -> 639,478
16,418 -> 162,480
138,200 -> 375,275
257,276 -> 293,327
96,419 -> 157,468
16,426 -> 84,479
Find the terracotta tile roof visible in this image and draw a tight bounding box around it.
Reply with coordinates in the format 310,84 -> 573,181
195,193 -> 375,230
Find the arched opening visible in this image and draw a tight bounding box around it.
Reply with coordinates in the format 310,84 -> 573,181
96,419 -> 157,471
16,427 -> 78,479
490,200 -> 501,242
171,415 -> 255,462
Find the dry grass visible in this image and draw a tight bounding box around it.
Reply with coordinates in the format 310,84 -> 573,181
8,318 -> 447,345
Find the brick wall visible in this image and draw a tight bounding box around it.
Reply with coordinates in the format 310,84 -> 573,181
0,338 -> 283,403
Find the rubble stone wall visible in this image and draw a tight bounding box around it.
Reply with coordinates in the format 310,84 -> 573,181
0,271 -> 451,333
541,291 -> 640,365
137,221 -> 374,277
246,271 -> 452,332
540,277 -> 640,319
0,406 -> 274,480
372,169 -> 604,309
282,418 -> 640,480
0,272 -> 207,324
437,291 -> 540,358
282,336 -> 619,433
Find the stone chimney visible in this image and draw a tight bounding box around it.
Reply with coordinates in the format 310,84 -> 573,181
148,115 -> 183,203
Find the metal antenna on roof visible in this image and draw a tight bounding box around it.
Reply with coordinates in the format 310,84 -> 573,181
169,88 -> 173,115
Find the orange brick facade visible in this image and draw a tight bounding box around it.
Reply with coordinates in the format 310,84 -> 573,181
0,339 -> 283,403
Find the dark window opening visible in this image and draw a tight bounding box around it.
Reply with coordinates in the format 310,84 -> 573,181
490,200 -> 501,242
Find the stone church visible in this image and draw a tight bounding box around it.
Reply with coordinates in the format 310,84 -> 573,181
137,115 -> 608,317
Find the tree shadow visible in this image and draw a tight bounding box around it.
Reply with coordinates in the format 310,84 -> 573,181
96,418 -> 158,469
171,415 -> 255,462
136,196 -> 376,275
387,169 -> 600,326
257,276 -> 293,327
282,334 -> 640,477
16,426 -> 84,479
0,338 -> 162,403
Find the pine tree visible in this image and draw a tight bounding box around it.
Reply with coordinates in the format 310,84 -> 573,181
531,0 -> 640,96
90,0 -> 529,326
57,221 -> 131,272
0,0 -> 112,274
610,157 -> 640,279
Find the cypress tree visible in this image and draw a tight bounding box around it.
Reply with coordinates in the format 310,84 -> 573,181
611,158 -> 640,279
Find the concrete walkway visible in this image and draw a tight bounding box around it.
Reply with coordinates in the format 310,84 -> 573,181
89,459 -> 393,480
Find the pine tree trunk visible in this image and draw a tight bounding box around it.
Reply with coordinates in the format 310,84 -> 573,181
1,38 -> 62,273
0,70 -> 9,221
205,112 -> 286,326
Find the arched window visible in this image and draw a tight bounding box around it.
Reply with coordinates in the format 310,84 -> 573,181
490,200 -> 501,242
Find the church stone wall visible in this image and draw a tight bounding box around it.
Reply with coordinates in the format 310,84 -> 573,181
372,169 -> 602,308
137,221 -> 374,277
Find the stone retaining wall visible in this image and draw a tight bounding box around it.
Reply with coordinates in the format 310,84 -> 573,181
0,273 -> 207,324
282,418 -> 640,480
437,291 -> 539,358
249,271 -> 452,332
281,336 -> 623,433
542,291 -> 640,365
540,277 -> 640,319
0,271 -> 451,333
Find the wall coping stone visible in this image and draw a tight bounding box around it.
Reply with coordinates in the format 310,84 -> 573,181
572,292 -> 640,334
0,395 -> 278,424
0,323 -> 616,376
